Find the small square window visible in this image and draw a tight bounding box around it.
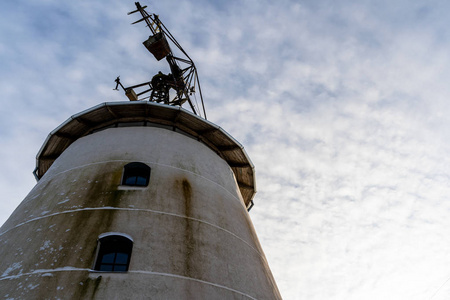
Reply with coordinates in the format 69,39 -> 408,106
122,162 -> 151,187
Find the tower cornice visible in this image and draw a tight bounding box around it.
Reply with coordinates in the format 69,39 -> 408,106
35,101 -> 256,207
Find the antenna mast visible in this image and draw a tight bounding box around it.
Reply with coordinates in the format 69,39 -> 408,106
115,2 -> 207,119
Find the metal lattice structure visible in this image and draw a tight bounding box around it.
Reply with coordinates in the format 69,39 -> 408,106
114,2 -> 207,119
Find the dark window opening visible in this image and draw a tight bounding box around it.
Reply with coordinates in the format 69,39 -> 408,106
122,162 -> 151,187
94,235 -> 133,272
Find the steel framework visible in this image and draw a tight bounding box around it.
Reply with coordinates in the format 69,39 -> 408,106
115,2 -> 206,119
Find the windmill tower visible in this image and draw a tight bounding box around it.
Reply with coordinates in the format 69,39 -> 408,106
0,3 -> 281,299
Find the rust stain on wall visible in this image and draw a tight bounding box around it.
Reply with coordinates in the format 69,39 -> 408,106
181,178 -> 196,297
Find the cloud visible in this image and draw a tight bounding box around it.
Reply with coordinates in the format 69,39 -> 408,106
3,1 -> 450,299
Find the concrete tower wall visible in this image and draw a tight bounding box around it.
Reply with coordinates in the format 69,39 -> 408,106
0,126 -> 281,299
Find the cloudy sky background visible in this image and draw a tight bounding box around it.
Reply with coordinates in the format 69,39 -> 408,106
2,0 -> 450,299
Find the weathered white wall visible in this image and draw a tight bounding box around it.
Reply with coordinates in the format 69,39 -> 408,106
0,126 -> 281,299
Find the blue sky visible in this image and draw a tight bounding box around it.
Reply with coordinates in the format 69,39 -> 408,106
2,0 -> 450,299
